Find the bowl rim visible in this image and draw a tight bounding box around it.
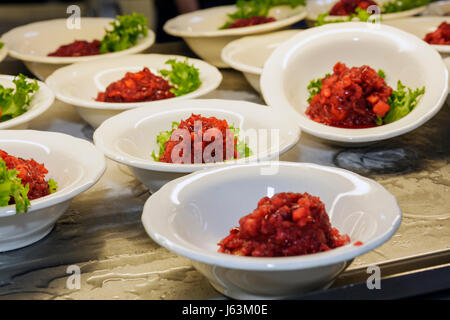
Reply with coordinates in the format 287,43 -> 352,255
221,29 -> 301,75
0,18 -> 155,64
260,22 -> 449,144
0,75 -> 55,129
383,16 -> 450,54
141,161 -> 402,271
163,4 -> 307,38
0,130 -> 106,217
93,99 -> 301,173
45,53 -> 223,110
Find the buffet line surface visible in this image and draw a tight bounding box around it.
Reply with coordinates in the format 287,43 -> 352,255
0,41 -> 448,300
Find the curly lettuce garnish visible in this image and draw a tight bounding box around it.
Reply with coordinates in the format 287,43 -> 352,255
99,12 -> 149,54
307,73 -> 330,102
382,0 -> 430,13
0,159 -> 30,214
315,7 -> 371,26
48,179 -> 58,194
159,59 -> 202,97
220,0 -> 305,29
0,74 -> 39,122
151,122 -> 252,161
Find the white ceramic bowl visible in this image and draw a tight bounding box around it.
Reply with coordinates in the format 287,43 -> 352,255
445,57 -> 450,91
423,0 -> 450,16
93,99 -> 301,193
45,54 -> 223,128
141,162 -> 402,299
384,17 -> 450,54
164,5 -> 307,68
261,22 -> 448,145
1,18 -> 155,80
0,43 -> 7,63
306,0 -> 427,21
221,30 -> 300,93
0,130 -> 105,252
0,75 -> 54,129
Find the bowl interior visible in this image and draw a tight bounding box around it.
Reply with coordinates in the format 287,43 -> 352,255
46,54 -> 221,108
222,30 -> 300,73
160,163 -> 399,256
384,17 -> 450,38
0,140 -> 83,192
2,18 -> 112,57
166,4 -> 305,34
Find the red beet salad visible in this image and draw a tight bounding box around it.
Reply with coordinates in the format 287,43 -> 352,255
96,67 -> 175,103
306,62 -> 392,128
424,22 -> 450,45
156,114 -> 239,164
0,149 -> 56,201
226,16 -> 276,28
330,0 -> 377,16
218,192 -> 350,257
47,40 -> 101,57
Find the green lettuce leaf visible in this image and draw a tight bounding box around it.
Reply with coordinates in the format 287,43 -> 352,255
383,81 -> 425,124
159,59 -> 202,97
0,159 -> 30,214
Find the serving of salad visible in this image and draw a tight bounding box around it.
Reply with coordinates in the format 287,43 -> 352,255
0,149 -> 57,214
48,13 -> 148,57
95,59 -> 202,103
220,0 -> 305,29
316,0 -> 430,25
306,62 -> 425,128
0,74 -> 39,122
151,114 -> 252,164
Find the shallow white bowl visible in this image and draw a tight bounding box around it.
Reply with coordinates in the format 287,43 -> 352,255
306,0 -> 427,21
1,18 -> 155,80
0,75 -> 54,129
261,22 -> 448,145
93,99 -> 301,193
164,5 -> 307,67
45,54 -> 222,128
0,130 -> 105,252
384,17 -> 450,54
423,0 -> 450,16
221,30 -> 300,92
141,162 -> 402,299
0,44 -> 7,63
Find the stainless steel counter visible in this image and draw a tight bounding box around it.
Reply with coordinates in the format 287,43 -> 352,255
0,41 -> 448,300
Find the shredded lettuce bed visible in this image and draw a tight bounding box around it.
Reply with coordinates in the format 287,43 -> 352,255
159,59 -> 202,97
0,74 -> 39,122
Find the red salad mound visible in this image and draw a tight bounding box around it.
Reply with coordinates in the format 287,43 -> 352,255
96,67 -> 175,103
424,22 -> 450,45
306,62 -> 392,128
226,16 -> 276,28
159,114 -> 237,163
330,0 -> 377,15
47,40 -> 101,57
0,149 -> 52,200
218,192 -> 350,257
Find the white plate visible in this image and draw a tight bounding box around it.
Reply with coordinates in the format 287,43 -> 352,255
45,54 -> 222,128
0,130 -> 105,252
306,0 -> 427,21
0,75 -> 54,130
93,99 -> 301,193
384,16 -> 450,54
261,22 -> 448,145
142,162 -> 401,299
221,30 -> 300,92
164,4 -> 307,67
1,18 -> 155,79
0,44 -> 7,63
